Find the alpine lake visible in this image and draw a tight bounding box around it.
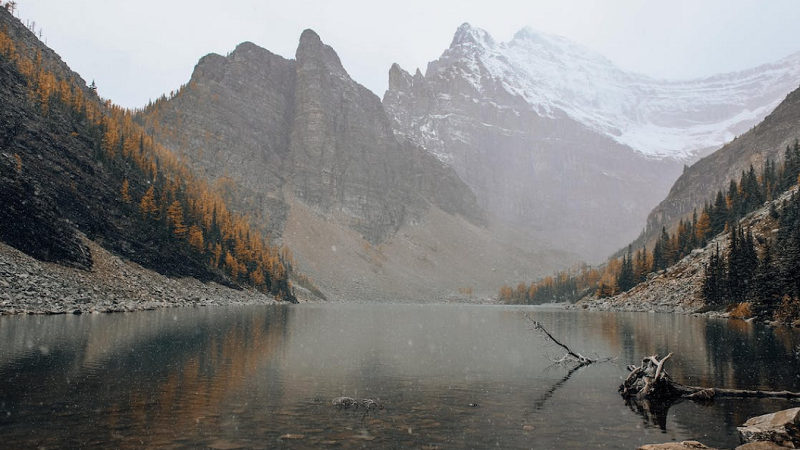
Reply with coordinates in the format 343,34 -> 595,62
1,304 -> 799,449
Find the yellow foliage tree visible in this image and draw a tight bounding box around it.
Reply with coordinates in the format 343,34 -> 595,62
120,179 -> 132,203
166,200 -> 188,239
187,225 -> 204,251
695,210 -> 711,241
139,185 -> 157,218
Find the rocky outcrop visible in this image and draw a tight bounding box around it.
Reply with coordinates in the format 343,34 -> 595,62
145,41 -> 295,238
738,408 -> 800,448
289,29 -> 483,243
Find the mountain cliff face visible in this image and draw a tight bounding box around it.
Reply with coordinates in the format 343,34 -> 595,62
644,86 -> 800,239
384,23 -> 800,260
146,30 -> 482,245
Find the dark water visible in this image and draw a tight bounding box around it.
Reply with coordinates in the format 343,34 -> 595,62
1,305 -> 799,449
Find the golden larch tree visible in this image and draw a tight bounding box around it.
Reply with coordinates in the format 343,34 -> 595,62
166,200 -> 188,239
139,185 -> 157,218
120,179 -> 132,203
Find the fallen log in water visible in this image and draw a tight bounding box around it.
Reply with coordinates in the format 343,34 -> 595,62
620,353 -> 800,402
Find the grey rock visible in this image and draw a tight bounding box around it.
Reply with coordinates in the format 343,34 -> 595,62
737,407 -> 800,447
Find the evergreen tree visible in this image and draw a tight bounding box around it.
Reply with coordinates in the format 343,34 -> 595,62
652,236 -> 664,272
617,245 -> 635,292
776,192 -> 800,299
741,165 -> 763,211
702,244 -> 725,306
762,159 -> 778,201
750,240 -> 778,318
727,179 -> 742,224
780,141 -> 800,191
710,190 -> 728,236
634,247 -> 649,283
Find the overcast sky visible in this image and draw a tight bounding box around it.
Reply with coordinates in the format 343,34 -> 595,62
16,0 -> 800,109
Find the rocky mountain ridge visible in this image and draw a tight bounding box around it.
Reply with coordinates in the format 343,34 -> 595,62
144,29 -> 573,301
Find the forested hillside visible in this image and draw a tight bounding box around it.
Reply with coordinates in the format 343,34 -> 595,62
0,8 -> 296,302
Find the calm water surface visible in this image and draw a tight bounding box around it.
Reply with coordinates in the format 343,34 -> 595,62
1,304 -> 799,449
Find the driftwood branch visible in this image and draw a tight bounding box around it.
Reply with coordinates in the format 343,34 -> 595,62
524,314 -> 614,366
620,352 -> 800,402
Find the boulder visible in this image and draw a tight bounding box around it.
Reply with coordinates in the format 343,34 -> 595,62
737,407 -> 800,447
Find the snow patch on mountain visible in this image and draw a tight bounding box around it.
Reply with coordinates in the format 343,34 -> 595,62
434,23 -> 800,160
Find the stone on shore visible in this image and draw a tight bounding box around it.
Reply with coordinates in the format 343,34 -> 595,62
737,407 -> 800,448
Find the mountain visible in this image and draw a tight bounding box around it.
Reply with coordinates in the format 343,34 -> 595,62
384,24 -> 800,260
143,30 -> 574,301
644,85 -> 800,240
0,7 -> 295,309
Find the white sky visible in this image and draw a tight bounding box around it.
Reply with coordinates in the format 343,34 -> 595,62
17,0 -> 800,110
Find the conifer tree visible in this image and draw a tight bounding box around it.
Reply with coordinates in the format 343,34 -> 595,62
616,245 -> 635,292
139,185 -> 157,218
710,191 -> 728,236
702,244 -> 725,305
750,240 -> 778,318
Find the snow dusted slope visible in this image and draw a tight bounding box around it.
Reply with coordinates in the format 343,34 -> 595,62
425,23 -> 800,160
384,23 -> 800,260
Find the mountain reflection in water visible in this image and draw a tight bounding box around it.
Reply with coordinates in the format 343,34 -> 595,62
0,305 -> 798,449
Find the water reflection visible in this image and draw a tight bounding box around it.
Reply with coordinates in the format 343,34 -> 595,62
0,305 -> 798,449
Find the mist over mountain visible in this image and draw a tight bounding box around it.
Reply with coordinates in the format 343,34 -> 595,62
384,23 -> 800,260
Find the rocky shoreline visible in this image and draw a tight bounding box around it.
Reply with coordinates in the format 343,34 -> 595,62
0,239 -> 281,316
639,407 -> 800,450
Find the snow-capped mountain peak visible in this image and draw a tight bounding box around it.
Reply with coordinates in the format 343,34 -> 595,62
427,24 -> 800,160
451,22 -> 497,49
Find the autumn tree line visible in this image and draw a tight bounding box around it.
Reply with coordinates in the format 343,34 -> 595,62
501,141 -> 800,315
0,25 -> 297,301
